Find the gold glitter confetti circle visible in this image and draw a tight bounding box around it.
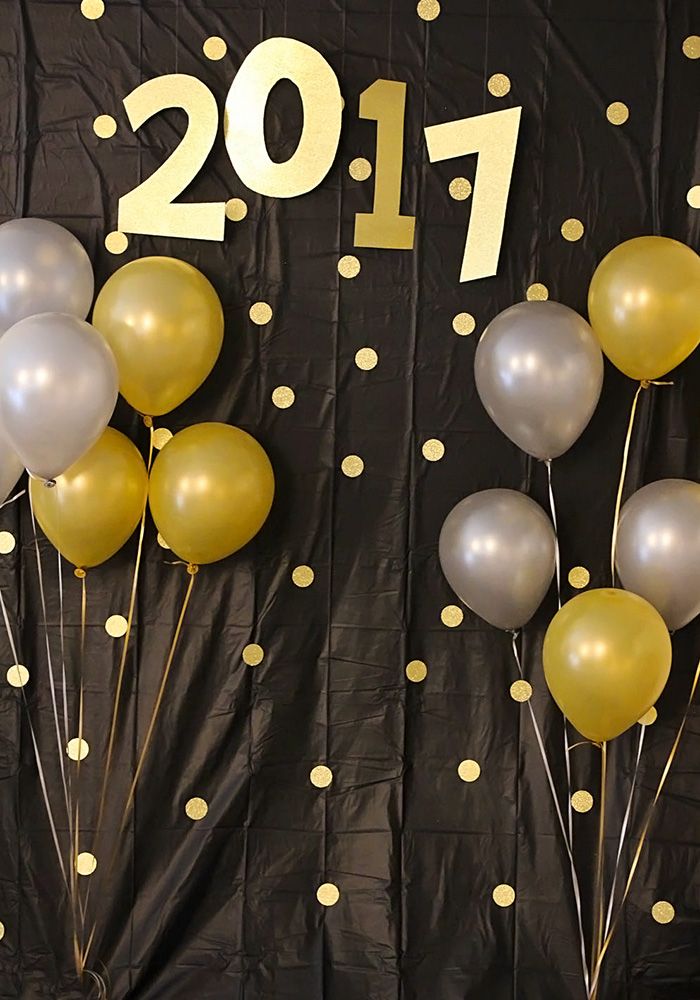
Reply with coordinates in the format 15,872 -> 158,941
249,302 -> 273,325
606,101 -> 629,125
422,439 -> 445,462
406,659 -> 428,683
272,386 -> 295,409
0,531 -> 16,555
105,231 -> 128,255
242,643 -> 264,666
225,198 -> 248,222
458,759 -> 481,783
510,680 -> 532,703
639,706 -> 657,726
203,36 -> 227,61
449,177 -> 472,201
93,114 -> 117,139
687,186 -> 700,209
488,73 -> 511,98
568,566 -> 590,589
571,790 -> 594,813
452,312 -> 476,336
416,0 -> 440,20
6,665 -> 29,688
441,605 -> 463,628
185,797 -> 208,821
81,0 -> 104,20
152,428 -> 173,450
317,882 -> 340,906
338,255 -> 361,279
157,533 -> 170,550
105,614 -> 128,638
341,455 -> 364,478
0,922 -> 4,941
682,35 -> 700,59
355,347 -> 378,370
492,884 -> 516,907
526,283 -> 549,302
310,765 -> 333,788
561,218 -> 584,242
651,900 -> 675,924
67,738 -> 89,762
77,852 -> 97,876
292,565 -> 314,588
349,157 -> 372,181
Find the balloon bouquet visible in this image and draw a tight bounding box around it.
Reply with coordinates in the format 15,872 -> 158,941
439,236 -> 700,999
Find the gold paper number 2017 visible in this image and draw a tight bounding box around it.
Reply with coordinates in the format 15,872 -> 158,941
116,37 -> 522,282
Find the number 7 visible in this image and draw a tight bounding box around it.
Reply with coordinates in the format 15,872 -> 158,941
424,106 -> 521,282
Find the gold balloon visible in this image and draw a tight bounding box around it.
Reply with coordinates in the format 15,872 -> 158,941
92,256 -> 224,416
543,588 -> 671,742
29,428 -> 148,569
588,236 -> 700,380
148,423 -> 274,565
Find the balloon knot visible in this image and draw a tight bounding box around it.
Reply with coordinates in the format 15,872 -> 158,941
640,379 -> 651,389
74,567 -> 87,580
187,563 -> 199,576
142,414 -> 153,429
44,479 -> 57,489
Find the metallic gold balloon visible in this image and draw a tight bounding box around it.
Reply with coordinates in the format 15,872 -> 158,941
543,588 -> 671,742
148,423 -> 274,565
92,256 -> 224,416
588,237 -> 700,380
29,428 -> 148,569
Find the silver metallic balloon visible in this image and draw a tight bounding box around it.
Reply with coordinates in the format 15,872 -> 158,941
0,415 -> 23,504
474,300 -> 604,460
0,313 -> 119,482
616,478 -> 700,631
0,218 -> 94,336
439,488 -> 556,630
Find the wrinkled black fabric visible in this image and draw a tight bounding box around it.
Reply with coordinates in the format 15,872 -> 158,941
0,1 -> 699,998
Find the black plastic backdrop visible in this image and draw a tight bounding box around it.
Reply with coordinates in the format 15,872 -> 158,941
0,1 -> 699,998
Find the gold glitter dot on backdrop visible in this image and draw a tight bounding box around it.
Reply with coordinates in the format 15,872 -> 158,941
225,198 -> 248,222
458,759 -> 481,783
406,659 -> 428,683
682,35 -> 700,59
571,790 -> 594,813
93,114 -> 117,139
441,605 -> 463,628
157,533 -> 170,550
80,0 -> 104,20
338,255 -> 361,279
249,302 -> 273,325
526,283 -> 549,301
422,439 -> 445,461
639,706 -> 657,726
687,186 -> 700,209
341,455 -> 364,478
452,312 -> 476,336
152,428 -> 172,450
0,531 -> 16,555
568,566 -> 590,589
349,157 -> 372,181
493,884 -> 516,907
292,565 -> 314,588
67,738 -> 90,761
488,73 -> 511,97
0,922 -> 5,941
105,231 -> 128,254
76,852 -> 97,876
416,0 -> 440,21
449,177 -> 472,201
561,218 -> 584,242
310,765 -> 333,788
105,614 -> 128,638
272,386 -> 295,409
203,36 -> 227,61
510,680 -> 532,703
242,643 -> 264,666
652,900 -> 675,924
606,101 -> 629,125
317,883 -> 340,906
6,665 -> 29,688
355,347 -> 378,370
185,797 -> 208,821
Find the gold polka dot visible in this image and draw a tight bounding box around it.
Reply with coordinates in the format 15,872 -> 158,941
242,643 -> 264,666
203,36 -> 227,61
0,922 -> 5,941
687,186 -> 700,209
682,35 -> 700,59
349,157 -> 372,181
105,231 -> 128,255
76,852 -> 97,876
441,604 -> 463,628
226,198 -> 248,222
310,765 -> 333,788
157,533 -> 170,550
449,177 -> 472,201
341,455 -> 364,478
561,218 -> 584,242
417,0 -> 440,20
0,532 -> 15,555
272,386 -> 295,409
105,614 -> 128,638
510,680 -> 532,703
571,790 -> 594,813
493,883 -> 516,907
66,738 -> 89,762
406,659 -> 428,683
292,565 -> 314,588
488,73 -> 511,98
93,114 -> 117,139
652,900 -> 675,924
458,759 -> 481,782
249,302 -> 273,325
152,427 -> 172,450
639,706 -> 657,726
526,283 -> 549,301
452,312 -> 476,336
6,665 -> 28,688
422,438 -> 445,461
355,347 -> 378,370
317,882 -> 340,906
606,101 -> 629,125
338,255 -> 361,279
185,797 -> 208,821
568,566 -> 590,589
80,0 -> 104,19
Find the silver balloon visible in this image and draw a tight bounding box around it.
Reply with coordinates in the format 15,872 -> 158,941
616,479 -> 700,631
439,488 -> 556,630
0,218 -> 94,336
475,300 -> 604,460
0,313 -> 118,481
0,415 -> 23,504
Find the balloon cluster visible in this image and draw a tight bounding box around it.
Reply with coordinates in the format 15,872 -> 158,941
0,219 -> 274,571
440,236 -> 700,743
